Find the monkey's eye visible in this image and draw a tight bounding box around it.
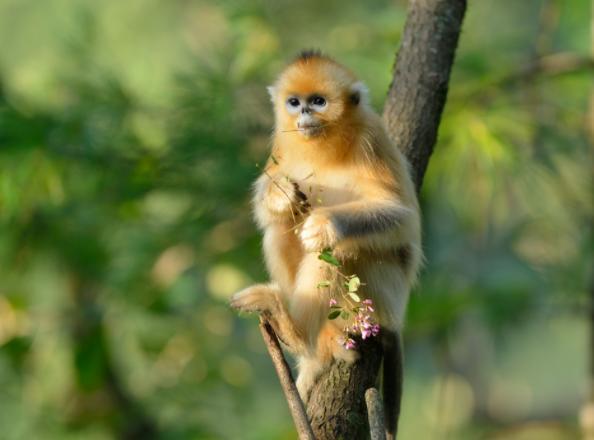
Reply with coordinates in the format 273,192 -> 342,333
287,97 -> 300,107
310,95 -> 326,107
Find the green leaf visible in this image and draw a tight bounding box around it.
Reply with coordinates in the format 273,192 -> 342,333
341,311 -> 350,320
317,281 -> 331,288
348,292 -> 361,302
327,310 -> 341,320
318,248 -> 340,267
348,276 -> 361,292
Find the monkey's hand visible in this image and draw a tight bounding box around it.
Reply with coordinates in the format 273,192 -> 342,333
264,177 -> 310,217
300,211 -> 338,252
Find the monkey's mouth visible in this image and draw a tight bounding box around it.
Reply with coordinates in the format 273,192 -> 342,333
297,123 -> 323,137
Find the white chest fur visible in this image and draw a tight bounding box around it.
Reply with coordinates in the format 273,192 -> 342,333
281,162 -> 357,208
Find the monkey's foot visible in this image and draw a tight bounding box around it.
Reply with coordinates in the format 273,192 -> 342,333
296,357 -> 324,403
230,284 -> 277,315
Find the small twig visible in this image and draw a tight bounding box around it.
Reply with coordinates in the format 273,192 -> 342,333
500,52 -> 594,84
258,317 -> 315,440
365,388 -> 387,440
281,123 -> 330,133
451,52 -> 594,101
284,218 -> 308,235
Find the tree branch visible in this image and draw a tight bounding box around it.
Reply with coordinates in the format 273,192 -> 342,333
452,52 -> 594,101
259,318 -> 315,440
366,388 -> 387,440
490,53 -> 594,87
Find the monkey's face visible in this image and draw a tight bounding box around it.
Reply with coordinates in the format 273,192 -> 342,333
284,93 -> 329,137
270,57 -> 365,140
276,80 -> 348,139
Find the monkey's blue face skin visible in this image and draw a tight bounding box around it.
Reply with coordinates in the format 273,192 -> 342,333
285,94 -> 328,137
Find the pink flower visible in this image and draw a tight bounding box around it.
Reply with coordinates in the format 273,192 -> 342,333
352,308 -> 381,340
362,299 -> 374,312
343,338 -> 357,350
361,327 -> 372,339
334,296 -> 380,348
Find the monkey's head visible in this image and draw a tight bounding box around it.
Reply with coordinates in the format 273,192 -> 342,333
268,50 -> 368,139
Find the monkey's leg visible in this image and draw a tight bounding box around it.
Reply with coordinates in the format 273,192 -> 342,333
296,322 -> 360,403
290,253 -> 342,400
231,283 -> 307,354
262,224 -> 303,296
290,253 -> 336,349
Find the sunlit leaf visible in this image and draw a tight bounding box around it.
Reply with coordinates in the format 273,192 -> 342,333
348,292 -> 361,303
348,277 -> 361,293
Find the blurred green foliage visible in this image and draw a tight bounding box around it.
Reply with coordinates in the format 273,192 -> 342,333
0,0 -> 591,439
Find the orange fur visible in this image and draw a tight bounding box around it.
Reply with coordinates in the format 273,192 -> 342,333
232,53 -> 422,401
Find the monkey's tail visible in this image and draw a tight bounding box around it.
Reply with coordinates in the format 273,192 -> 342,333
382,330 -> 403,440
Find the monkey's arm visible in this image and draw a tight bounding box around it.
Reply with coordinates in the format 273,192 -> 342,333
327,201 -> 413,239
300,200 -> 414,251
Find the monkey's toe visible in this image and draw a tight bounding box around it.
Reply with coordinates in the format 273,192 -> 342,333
230,296 -> 261,313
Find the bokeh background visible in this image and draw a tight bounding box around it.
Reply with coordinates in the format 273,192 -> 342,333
0,0 -> 591,439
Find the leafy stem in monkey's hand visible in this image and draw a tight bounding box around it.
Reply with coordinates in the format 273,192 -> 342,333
318,248 -> 341,267
261,165 -> 310,218
317,248 -> 380,349
292,182 -> 311,215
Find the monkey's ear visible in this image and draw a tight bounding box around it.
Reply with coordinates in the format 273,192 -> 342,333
349,81 -> 369,106
267,85 -> 276,102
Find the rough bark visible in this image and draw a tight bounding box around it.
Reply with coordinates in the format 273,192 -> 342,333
306,337 -> 383,439
383,0 -> 467,193
304,0 -> 467,438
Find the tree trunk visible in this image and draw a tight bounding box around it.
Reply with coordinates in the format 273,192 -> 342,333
305,1 -> 466,438
383,0 -> 467,193
307,337 -> 383,439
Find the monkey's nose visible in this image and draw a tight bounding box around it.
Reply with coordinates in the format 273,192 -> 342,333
301,107 -> 311,114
